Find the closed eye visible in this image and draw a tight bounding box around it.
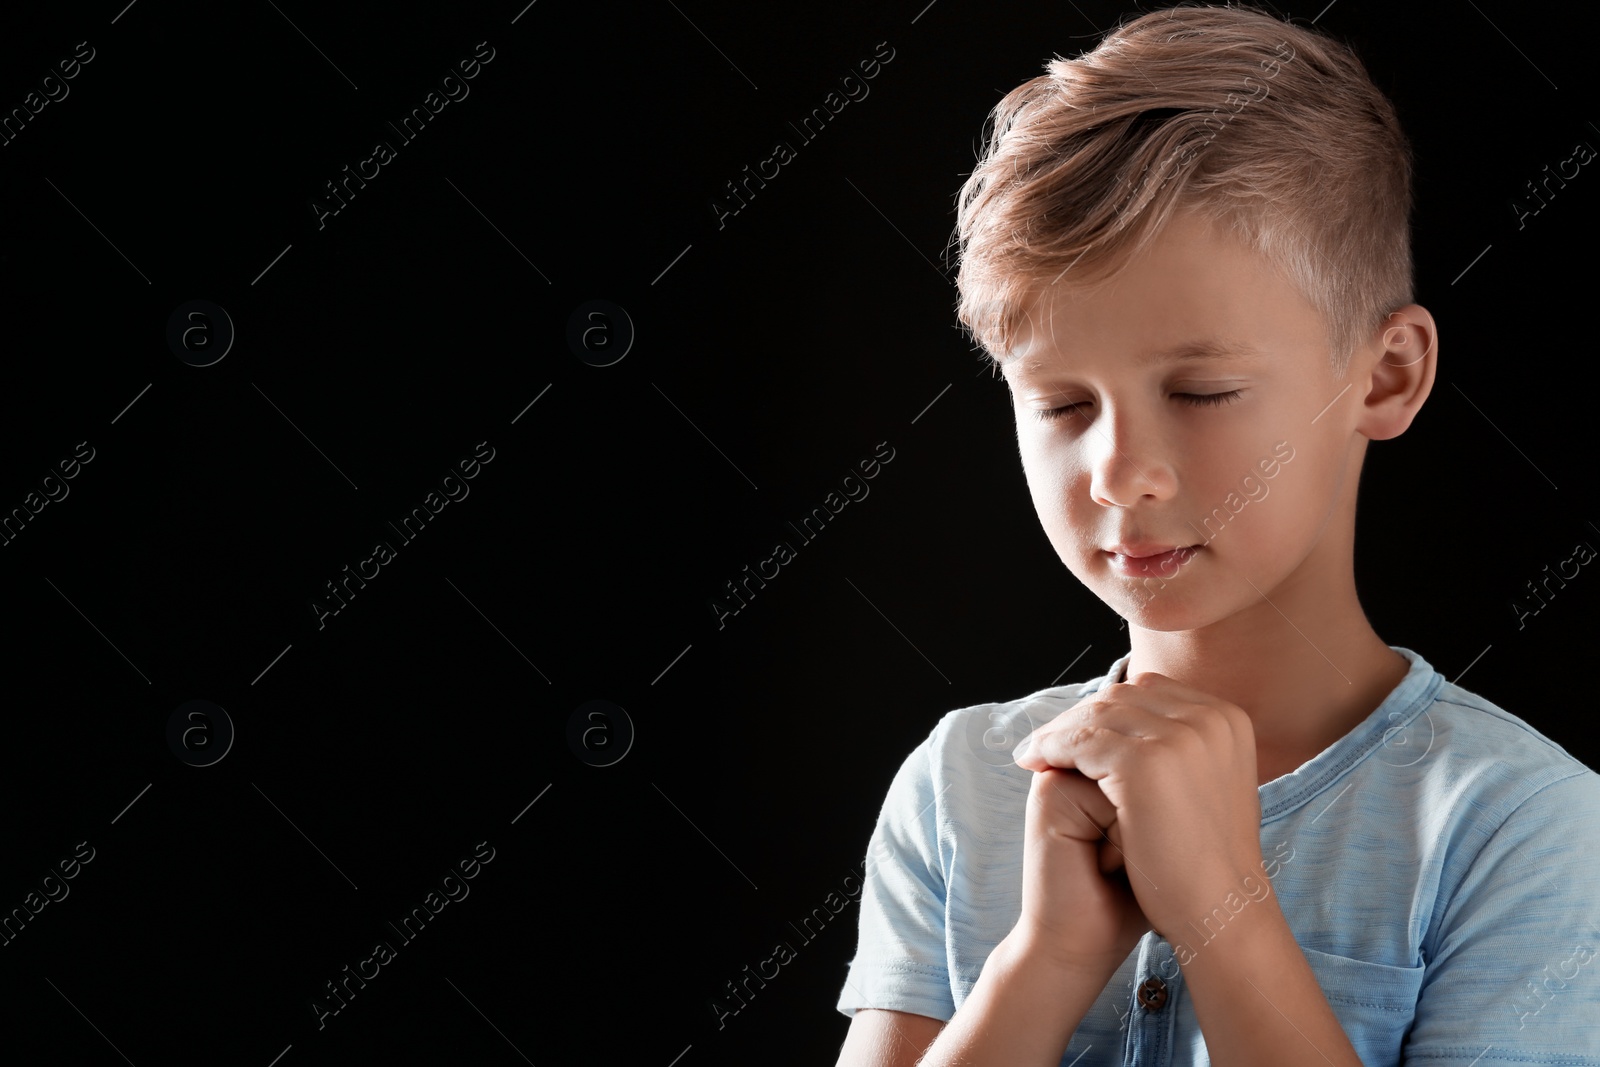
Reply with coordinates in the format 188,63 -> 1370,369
1033,389 -> 1245,422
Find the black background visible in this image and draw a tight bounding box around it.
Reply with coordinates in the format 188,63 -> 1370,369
0,0 -> 1596,1063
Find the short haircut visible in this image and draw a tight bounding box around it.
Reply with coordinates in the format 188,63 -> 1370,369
952,2 -> 1415,379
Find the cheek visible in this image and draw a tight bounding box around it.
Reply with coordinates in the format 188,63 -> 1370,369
1021,445 -> 1080,515
1029,457 -> 1097,565
1231,452 -> 1322,545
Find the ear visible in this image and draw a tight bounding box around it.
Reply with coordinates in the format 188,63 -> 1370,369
1356,305 -> 1437,442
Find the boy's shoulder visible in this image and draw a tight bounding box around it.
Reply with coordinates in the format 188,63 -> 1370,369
1430,673 -> 1583,763
1419,671 -> 1598,805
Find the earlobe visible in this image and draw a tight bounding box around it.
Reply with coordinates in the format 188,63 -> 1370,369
1359,306 -> 1437,441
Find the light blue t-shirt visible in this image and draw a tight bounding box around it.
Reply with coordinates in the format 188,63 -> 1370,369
836,645 -> 1600,1064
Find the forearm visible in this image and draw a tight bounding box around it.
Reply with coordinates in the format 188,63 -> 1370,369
1179,903 -> 1364,1067
917,930 -> 1112,1067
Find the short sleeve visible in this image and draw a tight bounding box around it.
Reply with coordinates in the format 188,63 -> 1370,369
835,731 -> 956,1022
1404,768 -> 1600,1064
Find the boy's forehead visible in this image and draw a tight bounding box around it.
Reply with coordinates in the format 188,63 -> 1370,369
1003,336 -> 1269,376
1000,211 -> 1305,367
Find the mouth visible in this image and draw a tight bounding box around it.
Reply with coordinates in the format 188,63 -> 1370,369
1102,544 -> 1202,577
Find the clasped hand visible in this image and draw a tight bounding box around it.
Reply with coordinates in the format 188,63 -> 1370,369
1010,671 -> 1267,970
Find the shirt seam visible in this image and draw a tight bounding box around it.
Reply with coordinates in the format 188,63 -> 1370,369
1431,692 -> 1591,769
1423,764 -> 1598,966
1404,1053 -> 1600,1065
1259,662 -> 1443,823
846,958 -> 951,980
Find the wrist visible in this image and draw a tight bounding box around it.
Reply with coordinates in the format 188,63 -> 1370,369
1168,887 -> 1291,981
927,927 -> 1125,1067
998,926 -> 1130,987
1148,859 -> 1277,943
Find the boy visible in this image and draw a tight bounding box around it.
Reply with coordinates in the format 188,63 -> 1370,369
833,4 -> 1600,1065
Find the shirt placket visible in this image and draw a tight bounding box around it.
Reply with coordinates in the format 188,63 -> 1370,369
1120,933 -> 1181,1066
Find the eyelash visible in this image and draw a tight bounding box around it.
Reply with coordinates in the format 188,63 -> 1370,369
1034,389 -> 1245,422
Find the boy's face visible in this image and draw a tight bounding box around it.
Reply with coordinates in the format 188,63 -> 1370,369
999,208 -> 1368,632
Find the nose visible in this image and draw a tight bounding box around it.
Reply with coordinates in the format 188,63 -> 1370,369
1087,404 -> 1178,507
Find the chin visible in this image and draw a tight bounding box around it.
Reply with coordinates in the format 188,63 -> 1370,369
1103,587 -> 1223,633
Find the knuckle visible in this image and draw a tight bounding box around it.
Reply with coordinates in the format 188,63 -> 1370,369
1065,723 -> 1099,749
1079,695 -> 1114,720
1171,720 -> 1205,750
1226,703 -> 1253,735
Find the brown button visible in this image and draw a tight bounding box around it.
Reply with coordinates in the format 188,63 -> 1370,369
1137,976 -> 1168,1012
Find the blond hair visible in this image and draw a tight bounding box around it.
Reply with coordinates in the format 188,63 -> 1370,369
951,2 -> 1414,378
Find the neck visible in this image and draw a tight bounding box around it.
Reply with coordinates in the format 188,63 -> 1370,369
1123,575 -> 1408,776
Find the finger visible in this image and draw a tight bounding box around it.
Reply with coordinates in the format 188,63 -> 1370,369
1031,767 -> 1119,845
1120,671 -> 1244,721
1015,688 -> 1180,771
1032,770 -> 1131,877
1011,694 -> 1096,770
1018,679 -> 1233,772
1019,714 -> 1153,777
1117,673 -> 1254,746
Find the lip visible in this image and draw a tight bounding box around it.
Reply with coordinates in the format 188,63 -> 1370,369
1104,542 -> 1190,558
1102,543 -> 1202,578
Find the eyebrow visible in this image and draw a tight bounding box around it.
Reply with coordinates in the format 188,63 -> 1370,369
1011,338 -> 1265,375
